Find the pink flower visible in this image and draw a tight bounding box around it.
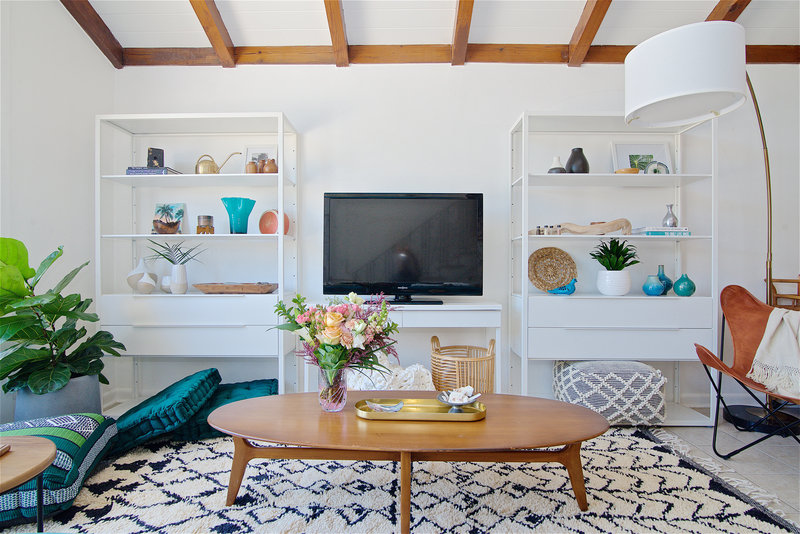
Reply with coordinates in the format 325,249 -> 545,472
296,311 -> 310,324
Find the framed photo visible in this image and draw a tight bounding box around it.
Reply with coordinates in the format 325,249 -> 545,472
152,202 -> 186,234
244,146 -> 277,172
612,142 -> 672,174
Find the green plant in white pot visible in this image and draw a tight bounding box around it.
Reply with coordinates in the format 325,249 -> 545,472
0,237 -> 126,419
146,240 -> 205,294
589,238 -> 640,296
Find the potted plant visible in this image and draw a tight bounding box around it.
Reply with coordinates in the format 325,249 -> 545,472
0,237 -> 126,419
589,237 -> 640,296
146,240 -> 205,294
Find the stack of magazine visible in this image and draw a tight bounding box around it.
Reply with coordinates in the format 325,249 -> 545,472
632,226 -> 691,236
126,166 -> 181,175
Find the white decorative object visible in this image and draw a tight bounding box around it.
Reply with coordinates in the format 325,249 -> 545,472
126,258 -> 148,290
160,275 -> 172,293
170,264 -> 188,294
348,352 -> 435,391
136,272 -> 157,294
596,270 -> 631,296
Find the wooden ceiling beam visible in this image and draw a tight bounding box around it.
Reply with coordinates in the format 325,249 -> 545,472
568,0 -> 612,67
324,0 -> 349,67
237,46 -> 336,65
59,0 -> 123,69
707,0 -> 752,21
452,0 -> 474,66
746,45 -> 800,63
467,44 -> 567,63
189,0 -> 235,67
123,48 -> 223,66
350,45 -> 451,64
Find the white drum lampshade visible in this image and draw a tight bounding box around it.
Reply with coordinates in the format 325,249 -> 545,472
625,21 -> 747,127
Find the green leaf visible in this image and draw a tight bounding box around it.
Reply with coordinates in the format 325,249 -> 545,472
0,237 -> 36,281
30,247 -> 63,289
50,261 -> 89,295
74,330 -> 125,357
0,347 -> 51,379
0,315 -> 42,344
0,264 -> 31,300
272,322 -> 302,332
6,293 -> 57,310
28,363 -> 72,394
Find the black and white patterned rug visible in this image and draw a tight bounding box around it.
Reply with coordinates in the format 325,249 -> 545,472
9,428 -> 799,533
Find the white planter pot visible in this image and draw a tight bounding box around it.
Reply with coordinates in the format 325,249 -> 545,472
596,270 -> 631,296
170,264 -> 188,294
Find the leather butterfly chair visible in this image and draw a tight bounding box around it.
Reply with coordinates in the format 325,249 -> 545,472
695,285 -> 800,459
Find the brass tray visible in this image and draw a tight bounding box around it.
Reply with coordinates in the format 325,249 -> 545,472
355,398 -> 486,421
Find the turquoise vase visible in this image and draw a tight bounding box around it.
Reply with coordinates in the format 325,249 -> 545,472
657,264 -> 673,295
642,275 -> 665,296
221,197 -> 255,234
673,274 -> 696,296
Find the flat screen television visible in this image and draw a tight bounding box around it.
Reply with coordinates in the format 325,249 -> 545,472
323,193 -> 483,304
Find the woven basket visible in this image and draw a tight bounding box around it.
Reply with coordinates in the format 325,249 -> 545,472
430,336 -> 495,393
528,247 -> 577,291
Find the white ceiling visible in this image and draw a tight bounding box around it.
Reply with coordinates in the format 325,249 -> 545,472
89,0 -> 800,50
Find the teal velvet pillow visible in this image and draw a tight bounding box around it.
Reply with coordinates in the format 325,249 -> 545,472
109,368 -> 221,455
172,379 -> 279,441
0,413 -> 117,526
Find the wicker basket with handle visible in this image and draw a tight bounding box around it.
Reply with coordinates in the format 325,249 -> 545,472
430,336 -> 495,394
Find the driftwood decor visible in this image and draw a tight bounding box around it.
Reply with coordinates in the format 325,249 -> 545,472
559,218 -> 632,235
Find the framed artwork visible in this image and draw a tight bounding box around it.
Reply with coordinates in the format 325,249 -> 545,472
612,142 -> 672,174
244,146 -> 277,172
152,203 -> 186,234
147,147 -> 164,168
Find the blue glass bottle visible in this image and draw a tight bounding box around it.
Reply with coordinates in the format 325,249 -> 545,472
221,197 -> 256,234
673,274 -> 696,296
657,264 -> 673,295
642,275 -> 665,296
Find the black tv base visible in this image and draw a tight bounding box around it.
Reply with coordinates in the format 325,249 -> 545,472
391,297 -> 443,305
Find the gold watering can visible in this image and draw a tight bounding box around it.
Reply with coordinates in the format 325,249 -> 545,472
195,152 -> 241,174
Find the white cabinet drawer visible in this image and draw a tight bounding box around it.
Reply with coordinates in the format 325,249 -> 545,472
528,297 -> 712,328
399,310 -> 501,328
105,325 -> 278,357
527,327 -> 713,361
99,294 -> 279,326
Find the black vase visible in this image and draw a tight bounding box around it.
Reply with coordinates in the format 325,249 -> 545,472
565,148 -> 589,173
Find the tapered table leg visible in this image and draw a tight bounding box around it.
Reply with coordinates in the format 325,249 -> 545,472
561,443 -> 588,511
400,452 -> 411,534
226,437 -> 252,506
36,473 -> 44,532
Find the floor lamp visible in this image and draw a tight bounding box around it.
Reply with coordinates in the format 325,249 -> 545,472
624,21 -> 793,433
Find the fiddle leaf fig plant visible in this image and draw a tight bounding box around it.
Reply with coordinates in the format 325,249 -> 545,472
0,237 -> 125,395
589,238 -> 640,271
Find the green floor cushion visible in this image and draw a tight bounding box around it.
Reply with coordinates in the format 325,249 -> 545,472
109,368 -> 221,455
0,413 -> 117,526
172,379 -> 279,441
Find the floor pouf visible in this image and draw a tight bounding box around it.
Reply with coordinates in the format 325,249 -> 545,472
553,360 -> 666,425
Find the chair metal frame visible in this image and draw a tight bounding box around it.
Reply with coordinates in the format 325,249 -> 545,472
696,285 -> 800,459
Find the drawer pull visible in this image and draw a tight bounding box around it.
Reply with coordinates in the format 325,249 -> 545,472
130,324 -> 249,328
562,326 -> 680,331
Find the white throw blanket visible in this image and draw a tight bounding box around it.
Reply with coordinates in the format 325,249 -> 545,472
746,307 -> 800,398
348,352 -> 435,391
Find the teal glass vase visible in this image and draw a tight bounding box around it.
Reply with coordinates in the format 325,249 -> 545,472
221,197 -> 256,234
642,275 -> 665,296
673,274 -> 696,296
657,264 -> 673,295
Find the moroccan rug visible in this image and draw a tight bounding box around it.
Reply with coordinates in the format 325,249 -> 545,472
5,428 -> 797,533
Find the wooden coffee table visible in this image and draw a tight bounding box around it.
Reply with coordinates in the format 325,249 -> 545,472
0,436 -> 57,533
208,391 -> 609,534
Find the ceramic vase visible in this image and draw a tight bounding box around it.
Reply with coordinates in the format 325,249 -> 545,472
596,270 -> 631,296
170,264 -> 188,295
318,367 -> 348,412
657,264 -> 673,295
160,275 -> 172,293
642,275 -> 665,296
221,197 -> 256,234
547,156 -> 566,174
673,274 -> 696,296
565,147 -> 589,173
136,272 -> 157,294
126,258 -> 148,290
259,209 -> 290,234
662,204 -> 678,227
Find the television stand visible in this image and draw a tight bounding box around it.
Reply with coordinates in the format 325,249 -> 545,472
391,297 -> 443,305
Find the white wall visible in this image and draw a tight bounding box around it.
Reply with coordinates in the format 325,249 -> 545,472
1,0 -> 798,420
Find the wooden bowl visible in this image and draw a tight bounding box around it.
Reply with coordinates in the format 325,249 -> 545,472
614,168 -> 640,174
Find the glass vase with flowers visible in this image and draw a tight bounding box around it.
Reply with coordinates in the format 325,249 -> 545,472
274,292 -> 399,412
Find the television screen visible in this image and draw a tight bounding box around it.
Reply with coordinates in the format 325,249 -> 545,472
324,193 -> 483,303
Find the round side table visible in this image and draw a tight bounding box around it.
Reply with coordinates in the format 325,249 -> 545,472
0,436 -> 57,532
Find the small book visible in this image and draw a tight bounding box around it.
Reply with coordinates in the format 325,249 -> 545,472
639,230 -> 692,236
126,166 -> 182,175
147,147 -> 164,168
632,226 -> 689,233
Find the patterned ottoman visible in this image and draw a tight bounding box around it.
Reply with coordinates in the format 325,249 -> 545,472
553,360 -> 666,425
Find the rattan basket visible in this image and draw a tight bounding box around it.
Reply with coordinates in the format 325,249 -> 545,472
430,336 -> 495,394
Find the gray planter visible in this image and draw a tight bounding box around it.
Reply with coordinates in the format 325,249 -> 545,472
14,374 -> 102,421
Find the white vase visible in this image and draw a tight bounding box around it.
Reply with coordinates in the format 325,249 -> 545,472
596,270 -> 631,296
170,264 -> 188,294
126,258 -> 148,290
160,275 -> 172,293
136,272 -> 157,294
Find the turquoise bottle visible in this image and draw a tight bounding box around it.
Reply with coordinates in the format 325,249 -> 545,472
657,264 -> 673,295
673,274 -> 696,296
642,275 -> 665,296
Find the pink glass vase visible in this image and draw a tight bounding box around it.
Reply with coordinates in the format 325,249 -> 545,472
318,367 -> 348,412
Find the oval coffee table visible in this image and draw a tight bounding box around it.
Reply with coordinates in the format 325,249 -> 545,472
0,436 -> 57,533
209,391 -> 609,534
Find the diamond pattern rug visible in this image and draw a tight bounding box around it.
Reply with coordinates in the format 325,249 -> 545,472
5,428 -> 798,533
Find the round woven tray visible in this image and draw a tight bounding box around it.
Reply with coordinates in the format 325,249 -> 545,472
528,247 -> 577,291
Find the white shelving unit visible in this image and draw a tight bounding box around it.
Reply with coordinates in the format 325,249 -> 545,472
509,114 -> 717,426
95,113 -> 299,413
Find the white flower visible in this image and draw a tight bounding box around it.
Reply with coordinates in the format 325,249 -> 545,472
347,292 -> 365,305
351,333 -> 366,349
297,327 -> 313,343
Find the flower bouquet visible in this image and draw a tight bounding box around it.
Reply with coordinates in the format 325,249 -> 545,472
275,292 -> 399,411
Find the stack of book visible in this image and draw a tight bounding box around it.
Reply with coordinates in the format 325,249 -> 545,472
126,166 -> 181,175
632,226 -> 691,236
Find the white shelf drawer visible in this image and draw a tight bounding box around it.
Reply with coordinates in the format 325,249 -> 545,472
528,296 -> 712,328
527,327 -> 713,361
99,294 -> 279,325
104,325 -> 278,357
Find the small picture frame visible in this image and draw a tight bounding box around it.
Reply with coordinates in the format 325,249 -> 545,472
147,147 -> 164,168
244,146 -> 277,172
612,142 -> 672,174
152,202 -> 186,234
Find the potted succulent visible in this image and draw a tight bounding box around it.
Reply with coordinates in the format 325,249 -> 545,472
589,237 -> 640,296
146,240 -> 205,294
0,237 -> 126,419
